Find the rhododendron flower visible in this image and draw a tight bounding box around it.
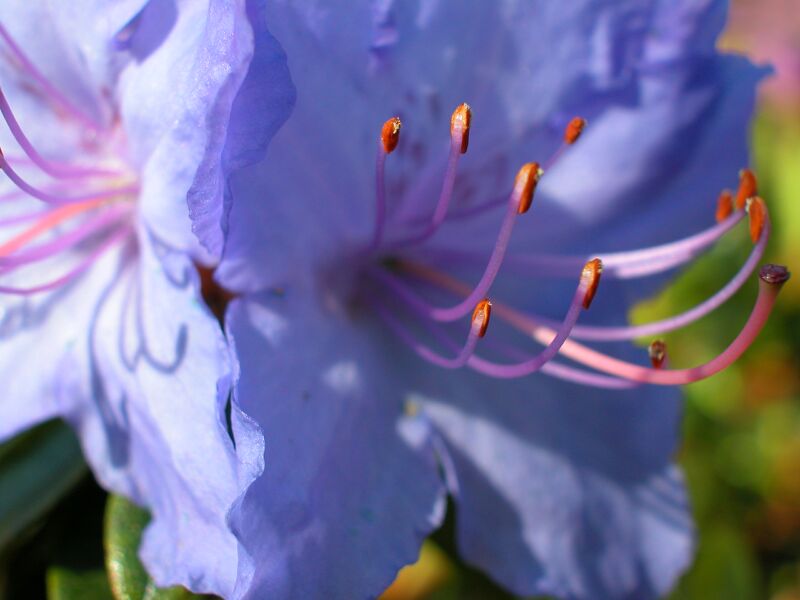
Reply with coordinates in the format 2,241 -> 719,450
0,0 -> 291,596
213,1 -> 785,599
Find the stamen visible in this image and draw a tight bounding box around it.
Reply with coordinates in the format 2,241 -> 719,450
390,103 -> 470,248
428,208 -> 745,281
0,226 -> 131,295
0,205 -> 130,271
400,202 -> 772,365
397,310 -> 638,389
472,299 -> 492,337
581,258 -> 602,309
542,116 -> 586,170
542,361 -> 639,388
380,116 -> 402,154
382,162 -> 539,321
442,117 -> 585,223
735,168 -> 757,210
747,196 -> 765,243
375,262 -> 596,383
716,189 -> 733,223
465,259 -> 599,378
370,296 -> 486,369
369,117 -> 401,250
0,86 -> 117,179
0,198 -> 111,257
0,206 -> 59,227
515,162 -> 543,214
649,340 -> 668,369
471,264 -> 784,385
564,117 -> 586,145
0,149 -> 137,204
450,103 -> 472,154
0,23 -> 101,130
554,265 -> 789,385
518,204 -> 770,342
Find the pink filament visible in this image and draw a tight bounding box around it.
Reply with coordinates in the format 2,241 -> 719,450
565,218 -> 770,341
0,23 -> 101,130
374,188 -> 524,322
391,254 -> 782,385
0,226 -> 131,295
368,143 -> 389,251
464,279 -> 587,378
0,206 -> 53,226
0,87 -> 118,179
482,338 -> 639,389
371,298 -> 482,369
541,361 -> 639,389
0,205 -> 131,270
389,136 -> 463,249
563,276 -> 783,385
486,274 -> 782,385
0,198 -> 110,256
0,153 -> 136,205
425,210 -> 744,280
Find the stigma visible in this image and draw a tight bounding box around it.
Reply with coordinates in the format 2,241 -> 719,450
360,100 -> 787,388
0,24 -> 136,296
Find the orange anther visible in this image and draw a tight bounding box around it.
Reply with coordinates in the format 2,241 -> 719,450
715,189 -> 733,223
471,299 -> 492,338
747,196 -> 766,243
515,162 -> 543,214
564,117 -> 586,144
581,258 -> 603,309
735,168 -> 757,210
450,103 -> 472,154
380,117 -> 402,154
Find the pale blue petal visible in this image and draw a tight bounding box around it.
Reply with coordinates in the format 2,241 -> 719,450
77,231 -> 255,596
119,0 -> 294,259
415,367 -> 692,599
226,285 -> 446,599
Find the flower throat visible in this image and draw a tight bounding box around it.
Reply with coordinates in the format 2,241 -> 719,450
0,23 -> 137,297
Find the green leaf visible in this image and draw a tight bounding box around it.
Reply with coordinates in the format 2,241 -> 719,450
46,567 -> 113,600
104,495 -> 150,600
0,420 -> 87,552
104,495 -> 200,600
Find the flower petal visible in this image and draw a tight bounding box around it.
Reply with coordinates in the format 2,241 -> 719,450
0,0 -> 129,141
0,243 -> 121,442
0,0 -> 136,126
416,369 -> 692,600
190,0 -> 296,260
77,232 -> 256,597
0,227 -> 254,596
40,0 -> 150,89
118,0 -> 294,259
225,285 -> 446,599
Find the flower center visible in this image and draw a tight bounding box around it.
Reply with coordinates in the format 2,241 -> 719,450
358,101 -> 789,387
0,23 -> 138,297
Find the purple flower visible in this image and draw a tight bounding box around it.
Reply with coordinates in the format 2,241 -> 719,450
0,0 -> 291,596
216,1 -> 775,599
